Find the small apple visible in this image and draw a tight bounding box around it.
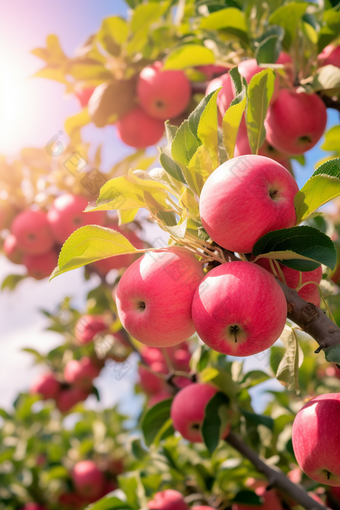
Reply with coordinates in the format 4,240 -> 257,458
265,89 -> 327,155
318,45 -> 340,68
292,393 -> 340,485
200,155 -> 298,254
148,388 -> 173,407
192,507 -> 215,510
192,262 -> 287,356
64,357 -> 101,390
30,372 -> 60,400
23,250 -> 58,280
276,52 -> 294,83
75,315 -> 107,344
138,361 -> 167,394
72,460 -> 105,500
3,234 -> 24,264
137,61 -> 191,120
56,388 -> 89,413
11,210 -> 54,255
171,383 -> 230,442
238,59 -> 280,103
197,64 -> 228,80
148,489 -> 189,510
116,107 -> 165,148
47,194 -> 106,244
205,72 -> 234,122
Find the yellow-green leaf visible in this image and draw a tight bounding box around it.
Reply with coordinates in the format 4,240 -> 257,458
222,69 -> 247,159
163,44 -> 215,70
200,8 -> 248,44
276,325 -> 304,392
186,145 -> 213,196
197,89 -> 220,169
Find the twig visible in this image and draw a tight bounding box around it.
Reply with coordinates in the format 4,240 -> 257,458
225,432 -> 327,510
319,93 -> 340,114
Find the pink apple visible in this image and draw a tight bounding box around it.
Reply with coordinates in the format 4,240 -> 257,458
276,52 -> 294,83
238,59 -> 280,103
292,393 -> 340,485
148,388 -> 173,407
3,234 -> 23,264
56,388 -> 89,413
23,250 -> 58,280
171,383 -> 230,443
318,45 -> 340,68
137,61 -> 191,120
232,485 -> 283,510
141,346 -> 165,365
116,107 -> 164,148
138,361 -> 167,394
192,507 -> 215,510
30,372 -> 60,400
11,210 -> 54,255
47,194 -> 106,244
75,315 -> 107,344
200,155 -> 298,253
192,262 -> 287,356
173,375 -> 192,388
21,504 -> 47,510
205,73 -> 234,123
64,357 -> 100,390
265,89 -> 327,155
197,64 -> 228,80
74,85 -> 96,108
148,489 -> 189,510
116,246 -> 203,347
72,460 -> 105,499
256,259 -> 322,307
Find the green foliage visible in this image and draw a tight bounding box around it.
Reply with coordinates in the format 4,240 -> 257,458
142,399 -> 174,446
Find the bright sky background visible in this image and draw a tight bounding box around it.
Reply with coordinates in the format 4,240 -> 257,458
0,0 -> 339,413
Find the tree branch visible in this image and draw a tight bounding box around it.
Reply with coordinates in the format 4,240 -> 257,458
319,92 -> 340,114
225,432 -> 327,510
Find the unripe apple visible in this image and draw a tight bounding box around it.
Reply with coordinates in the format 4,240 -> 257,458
148,489 -> 189,510
206,73 -> 234,122
3,234 -> 23,264
30,372 -> 60,400
171,383 -> 230,442
137,61 -> 191,120
238,59 -> 280,104
192,262 -> 287,356
256,259 -> 322,307
116,107 -> 164,148
265,89 -> 327,155
56,388 -> 89,413
200,155 -> 298,253
74,84 -> 96,107
72,460 -> 105,499
292,393 -> 340,485
23,250 -> 58,280
116,247 -> 204,347
21,504 -> 47,510
47,194 -> 106,244
64,357 -> 101,390
11,210 -> 54,255
75,315 -> 107,344
318,45 -> 340,68
138,361 -> 167,394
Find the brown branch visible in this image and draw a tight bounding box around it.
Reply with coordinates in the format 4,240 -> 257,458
319,92 -> 340,113
225,432 -> 327,510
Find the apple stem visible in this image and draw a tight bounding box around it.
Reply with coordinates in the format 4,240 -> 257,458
326,471 -> 331,480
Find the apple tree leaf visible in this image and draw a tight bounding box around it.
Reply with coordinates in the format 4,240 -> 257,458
142,398 -> 174,447
313,65 -> 340,92
239,408 -> 274,431
171,120 -> 200,168
197,88 -> 220,169
202,392 -> 230,454
84,496 -> 132,510
1,274 -> 27,291
222,68 -> 247,159
269,2 -> 309,50
324,344 -> 340,365
321,126 -> 340,152
200,8 -> 249,44
276,325 -> 304,392
163,44 -> 215,70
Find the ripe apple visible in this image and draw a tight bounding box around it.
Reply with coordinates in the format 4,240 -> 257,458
47,194 -> 106,244
171,383 -> 230,442
137,61 -> 191,120
265,89 -> 327,155
116,107 -> 164,148
64,357 -> 101,390
192,507 -> 215,510
21,504 -> 47,510
276,52 -> 294,83
171,348 -> 191,371
148,489 -> 189,510
197,64 -> 228,80
23,250 -> 58,280
72,460 -> 105,500
256,259 -> 322,307
11,210 -> 54,255
148,388 -> 173,407
75,315 -> 107,344
205,72 -> 234,122
58,492 -> 87,509
292,393 -> 340,485
3,234 -> 23,264
200,155 -> 298,253
138,361 -> 167,394
74,84 -> 96,107
116,246 -> 204,347
318,45 -> 340,68
192,262 -> 287,356
141,346 -> 165,365
56,388 -> 89,413
30,372 -> 60,400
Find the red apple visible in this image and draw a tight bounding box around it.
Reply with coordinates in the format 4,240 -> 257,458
116,107 -> 164,148
205,73 -> 234,122
3,234 -> 23,264
238,59 -> 280,103
47,194 -> 106,244
171,383 -> 230,443
148,388 -> 173,407
137,61 -> 191,120
199,155 -> 298,253
265,89 -> 327,155
58,492 -> 87,509
192,262 -> 287,356
75,315 -> 107,344
138,361 -> 167,394
72,461 -> 105,500
148,489 -> 189,510
30,372 -> 60,400
56,388 -> 89,413
192,507 -> 215,510
23,250 -> 58,280
11,210 -> 54,255
116,247 -> 204,347
64,357 -> 101,390
292,393 -> 340,485
141,346 -> 165,365
21,504 -> 47,510
276,52 -> 294,83
75,85 -> 96,108
318,45 -> 340,68
197,64 -> 228,80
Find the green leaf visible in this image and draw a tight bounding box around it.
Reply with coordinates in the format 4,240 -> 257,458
86,496 -> 132,510
197,89 -> 220,169
295,158 -> 340,223
188,89 -> 217,139
1,274 -> 26,290
186,145 -> 214,195
276,325 -> 304,392
252,226 -> 337,271
171,120 -> 200,168
255,35 -> 281,65
202,392 -> 230,454
239,408 -> 274,430
64,109 -> 91,145
232,490 -> 263,506
222,68 -> 247,159
240,370 -> 270,389
246,68 -> 275,155
142,398 -> 174,447
313,65 -> 340,92
163,44 -> 215,70
99,16 -> 129,46
269,2 -> 308,50
200,8 -> 248,43
324,344 -> 340,365
51,226 -> 138,279
131,438 -> 149,460
321,126 -> 340,152
159,146 -> 186,184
